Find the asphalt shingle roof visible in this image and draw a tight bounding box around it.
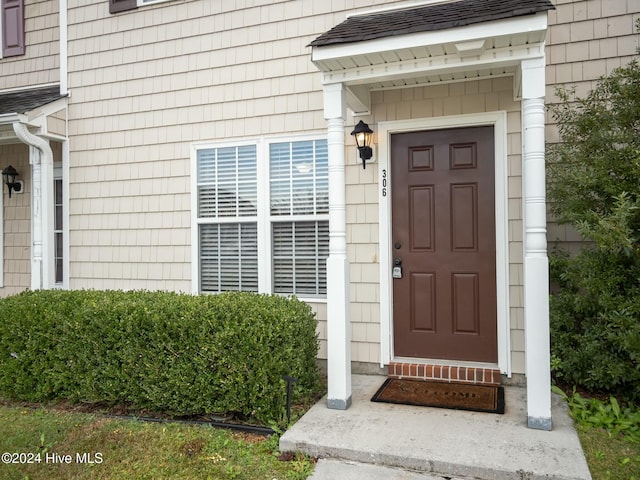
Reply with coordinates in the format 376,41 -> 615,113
309,0 -> 555,47
0,85 -> 66,115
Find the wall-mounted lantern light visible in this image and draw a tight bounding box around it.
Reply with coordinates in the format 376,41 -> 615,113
350,120 -> 373,169
2,165 -> 22,198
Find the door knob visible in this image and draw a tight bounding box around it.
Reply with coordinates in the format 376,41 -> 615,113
392,258 -> 403,279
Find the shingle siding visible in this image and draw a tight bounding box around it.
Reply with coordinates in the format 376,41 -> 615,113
0,0 -> 59,90
546,0 -> 640,250
63,0 -> 412,350
1,0 -> 638,368
0,143 -> 31,295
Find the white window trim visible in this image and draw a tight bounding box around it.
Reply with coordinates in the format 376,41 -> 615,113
137,0 -> 171,6
191,139 -> 259,294
50,138 -> 69,290
62,140 -> 70,289
191,133 -> 329,303
377,111 -> 510,375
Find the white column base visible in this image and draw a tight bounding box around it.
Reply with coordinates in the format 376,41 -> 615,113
524,256 -> 552,431
326,254 -> 352,410
528,416 -> 553,431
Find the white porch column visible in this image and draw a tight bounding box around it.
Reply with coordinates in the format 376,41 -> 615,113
521,57 -> 552,430
324,83 -> 352,410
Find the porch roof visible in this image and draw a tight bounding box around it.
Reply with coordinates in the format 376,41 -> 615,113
310,0 -> 554,47
0,85 -> 67,144
0,85 -> 65,116
310,0 -> 554,113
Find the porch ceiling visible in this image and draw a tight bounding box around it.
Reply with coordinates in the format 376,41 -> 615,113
310,0 -> 553,114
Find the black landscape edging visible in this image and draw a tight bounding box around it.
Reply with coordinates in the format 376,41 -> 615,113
104,414 -> 275,436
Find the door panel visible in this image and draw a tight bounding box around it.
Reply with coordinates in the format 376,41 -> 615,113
411,272 -> 436,332
450,183 -> 477,251
391,126 -> 497,363
410,186 -> 434,251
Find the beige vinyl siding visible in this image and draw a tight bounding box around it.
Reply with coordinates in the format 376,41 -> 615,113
547,0 -> 639,102
47,110 -> 66,137
57,0 -> 637,368
66,0 -> 329,292
0,143 -> 31,297
545,0 -> 640,251
0,0 -> 59,90
64,0 -> 407,352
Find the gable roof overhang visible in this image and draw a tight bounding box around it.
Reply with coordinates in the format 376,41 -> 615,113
0,85 -> 68,144
310,1 -> 553,114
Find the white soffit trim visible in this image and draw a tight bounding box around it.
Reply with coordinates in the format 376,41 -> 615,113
312,11 -> 548,114
311,12 -> 548,65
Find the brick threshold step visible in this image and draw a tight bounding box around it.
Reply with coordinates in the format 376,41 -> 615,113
388,361 -> 501,386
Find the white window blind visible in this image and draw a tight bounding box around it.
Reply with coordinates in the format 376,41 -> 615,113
198,146 -> 257,218
270,140 -> 328,216
197,145 -> 258,293
272,221 -> 329,295
200,223 -> 258,292
270,139 -> 329,296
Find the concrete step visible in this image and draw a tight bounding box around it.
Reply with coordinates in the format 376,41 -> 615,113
280,375 -> 592,480
309,459 -> 465,480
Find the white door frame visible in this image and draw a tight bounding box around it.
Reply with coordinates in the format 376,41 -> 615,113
378,111 -> 511,376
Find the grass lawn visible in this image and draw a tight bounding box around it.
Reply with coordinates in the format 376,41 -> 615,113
577,427 -> 640,480
0,404 -> 315,480
6,399 -> 639,480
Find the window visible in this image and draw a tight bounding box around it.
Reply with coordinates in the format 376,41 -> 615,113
197,145 -> 258,293
54,166 -> 63,284
194,138 -> 329,298
1,0 -> 25,57
109,0 -> 171,14
270,141 -> 329,296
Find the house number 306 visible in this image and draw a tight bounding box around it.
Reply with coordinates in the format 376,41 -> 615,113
381,169 -> 387,197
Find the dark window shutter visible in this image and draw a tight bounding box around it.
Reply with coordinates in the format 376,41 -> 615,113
2,0 -> 25,57
109,0 -> 137,14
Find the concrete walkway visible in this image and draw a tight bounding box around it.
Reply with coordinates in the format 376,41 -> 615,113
280,375 -> 592,480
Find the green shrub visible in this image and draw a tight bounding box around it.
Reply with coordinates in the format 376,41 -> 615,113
0,290 -> 321,426
547,59 -> 640,402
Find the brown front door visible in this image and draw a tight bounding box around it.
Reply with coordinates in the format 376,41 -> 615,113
391,126 -> 497,363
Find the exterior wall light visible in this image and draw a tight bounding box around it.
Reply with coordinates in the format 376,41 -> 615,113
2,165 -> 22,198
350,120 -> 373,169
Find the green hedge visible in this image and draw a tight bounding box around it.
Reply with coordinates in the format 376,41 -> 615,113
0,290 -> 321,425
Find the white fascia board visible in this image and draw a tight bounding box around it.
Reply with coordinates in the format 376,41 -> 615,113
0,113 -> 24,125
312,12 -> 548,64
0,83 -> 60,95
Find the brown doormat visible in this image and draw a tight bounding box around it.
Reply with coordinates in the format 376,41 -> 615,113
371,378 -> 505,414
